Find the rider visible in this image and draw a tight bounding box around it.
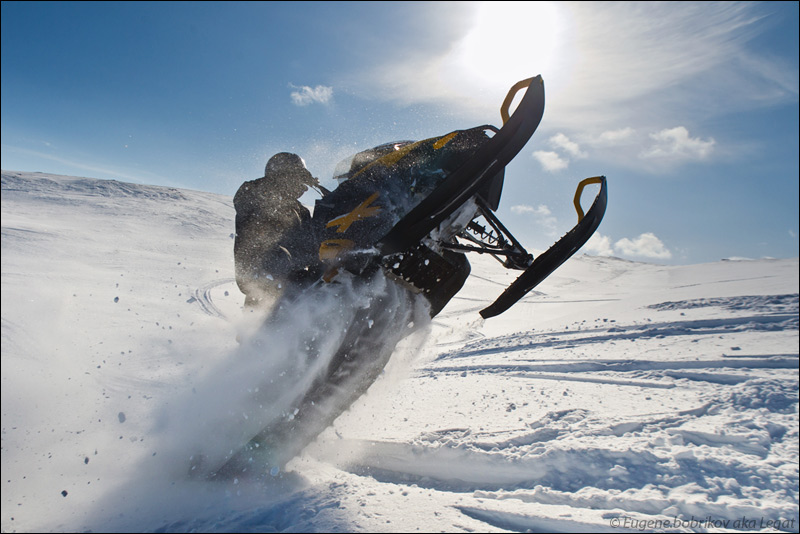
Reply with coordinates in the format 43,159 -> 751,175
233,152 -> 322,308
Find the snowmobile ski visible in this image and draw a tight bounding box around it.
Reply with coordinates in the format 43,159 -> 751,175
480,176 -> 608,318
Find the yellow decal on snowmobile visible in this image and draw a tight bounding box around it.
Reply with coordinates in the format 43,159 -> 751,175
350,140 -> 425,180
321,268 -> 340,283
433,131 -> 459,150
326,192 -> 382,233
318,239 -> 355,261
377,141 -> 422,167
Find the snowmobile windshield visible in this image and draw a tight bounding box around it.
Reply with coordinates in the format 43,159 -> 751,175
333,141 -> 415,184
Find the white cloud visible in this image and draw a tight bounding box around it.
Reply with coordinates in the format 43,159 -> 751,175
548,133 -> 586,159
581,231 -> 673,261
345,2 -> 792,138
583,232 -> 615,256
510,204 -> 550,216
530,134 -> 586,173
510,203 -> 558,237
511,208 -> 670,261
594,127 -> 636,145
614,232 -> 672,259
640,126 -> 715,160
533,150 -> 568,172
289,84 -> 334,106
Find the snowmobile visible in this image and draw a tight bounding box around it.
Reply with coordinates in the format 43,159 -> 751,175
206,75 -> 607,480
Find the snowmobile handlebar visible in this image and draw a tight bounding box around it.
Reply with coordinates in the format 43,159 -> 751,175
311,182 -> 331,197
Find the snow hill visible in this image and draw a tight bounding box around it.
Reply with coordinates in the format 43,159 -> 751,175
2,170 -> 798,533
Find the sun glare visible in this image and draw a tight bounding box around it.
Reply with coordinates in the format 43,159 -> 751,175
452,1 -> 568,94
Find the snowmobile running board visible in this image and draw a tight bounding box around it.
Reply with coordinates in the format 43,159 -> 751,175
479,176 -> 608,319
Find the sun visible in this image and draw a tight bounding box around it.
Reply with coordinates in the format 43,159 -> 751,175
450,1 -> 570,95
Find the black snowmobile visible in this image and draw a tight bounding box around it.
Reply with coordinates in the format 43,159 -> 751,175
207,75 -> 607,480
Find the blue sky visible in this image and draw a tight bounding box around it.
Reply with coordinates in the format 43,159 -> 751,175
2,1 -> 798,264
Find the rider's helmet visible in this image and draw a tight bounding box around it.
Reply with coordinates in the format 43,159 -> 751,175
265,153 -> 318,193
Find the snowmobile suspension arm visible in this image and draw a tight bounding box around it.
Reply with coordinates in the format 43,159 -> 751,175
441,198 -> 532,270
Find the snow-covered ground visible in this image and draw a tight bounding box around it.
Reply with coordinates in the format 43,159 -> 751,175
2,171 -> 798,533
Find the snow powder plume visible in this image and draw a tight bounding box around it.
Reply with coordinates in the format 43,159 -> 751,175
76,269 -> 431,531
157,270 -> 426,477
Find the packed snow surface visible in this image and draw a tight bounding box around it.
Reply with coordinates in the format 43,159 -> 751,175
2,171 -> 798,532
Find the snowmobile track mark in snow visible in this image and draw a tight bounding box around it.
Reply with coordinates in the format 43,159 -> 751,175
434,314 -> 798,361
428,357 -> 799,376
191,278 -> 235,319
